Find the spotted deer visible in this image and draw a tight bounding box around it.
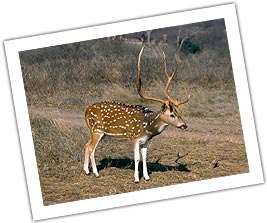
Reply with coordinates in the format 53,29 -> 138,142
84,45 -> 190,182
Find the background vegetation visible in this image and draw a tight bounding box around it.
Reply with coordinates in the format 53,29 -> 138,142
19,19 -> 233,108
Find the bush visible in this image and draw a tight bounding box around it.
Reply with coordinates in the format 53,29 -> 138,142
181,39 -> 200,54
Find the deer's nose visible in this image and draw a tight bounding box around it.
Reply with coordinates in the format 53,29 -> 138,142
179,124 -> 187,130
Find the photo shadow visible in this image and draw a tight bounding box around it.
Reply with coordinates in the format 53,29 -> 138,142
97,157 -> 190,174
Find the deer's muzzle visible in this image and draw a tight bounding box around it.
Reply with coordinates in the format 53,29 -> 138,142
178,124 -> 187,130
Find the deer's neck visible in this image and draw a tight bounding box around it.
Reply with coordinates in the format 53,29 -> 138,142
143,110 -> 168,138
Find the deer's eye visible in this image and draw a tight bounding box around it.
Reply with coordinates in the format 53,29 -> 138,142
170,114 -> 175,118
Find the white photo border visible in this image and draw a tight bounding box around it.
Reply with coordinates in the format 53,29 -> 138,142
4,3 -> 264,221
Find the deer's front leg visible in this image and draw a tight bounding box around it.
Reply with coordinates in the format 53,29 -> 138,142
141,145 -> 150,181
133,143 -> 140,183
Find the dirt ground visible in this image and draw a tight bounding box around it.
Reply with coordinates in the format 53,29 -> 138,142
29,105 -> 249,206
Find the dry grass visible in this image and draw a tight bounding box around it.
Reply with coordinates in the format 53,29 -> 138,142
29,85 -> 248,206
31,114 -> 248,205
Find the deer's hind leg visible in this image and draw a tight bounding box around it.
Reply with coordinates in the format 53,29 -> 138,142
83,132 -> 104,177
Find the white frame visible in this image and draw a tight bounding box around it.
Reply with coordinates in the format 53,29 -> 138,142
4,4 -> 263,221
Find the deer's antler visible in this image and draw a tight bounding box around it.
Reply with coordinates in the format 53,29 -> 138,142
163,36 -> 190,107
137,46 -> 167,104
137,44 -> 190,107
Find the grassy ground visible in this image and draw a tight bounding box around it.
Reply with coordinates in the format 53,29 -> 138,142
29,84 -> 248,205
21,38 -> 248,206
30,109 -> 247,205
